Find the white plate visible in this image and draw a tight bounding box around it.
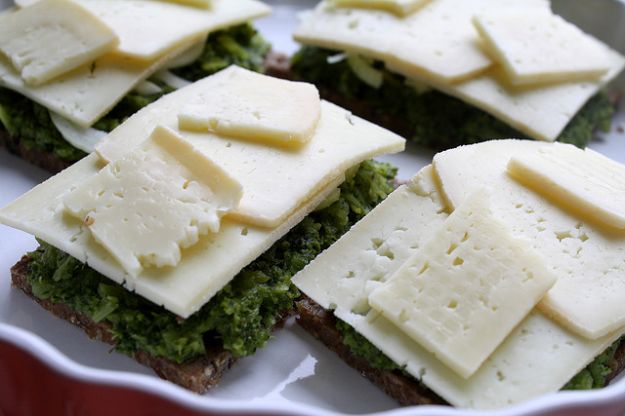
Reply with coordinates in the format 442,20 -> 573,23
2,1 -> 625,415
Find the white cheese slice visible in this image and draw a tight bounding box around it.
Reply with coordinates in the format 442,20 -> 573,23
411,46 -> 625,142
49,112 -> 107,153
96,68 -> 405,228
294,0 -> 550,83
293,165 -> 449,317
507,143 -> 625,231
0,153 -> 344,317
337,309 -> 619,409
0,38 -> 196,127
178,66 -> 322,144
329,0 -> 431,17
78,0 -> 270,60
133,80 -> 162,95
0,0 -> 118,86
164,38 -> 206,69
63,126 -> 242,277
152,70 -> 192,90
473,12 -> 611,86
293,165 -> 622,408
369,189 -> 556,379
433,140 -> 625,339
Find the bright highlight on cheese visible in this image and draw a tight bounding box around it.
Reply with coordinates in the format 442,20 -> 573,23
473,11 -> 610,85
507,143 -> 625,231
178,66 -> 322,144
369,189 -> 556,379
0,0 -> 118,86
329,0 -> 431,17
63,126 -> 242,277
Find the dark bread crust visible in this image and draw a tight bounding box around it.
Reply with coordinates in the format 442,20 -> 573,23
296,296 -> 625,407
296,296 -> 447,406
0,130 -> 73,174
11,255 -> 243,393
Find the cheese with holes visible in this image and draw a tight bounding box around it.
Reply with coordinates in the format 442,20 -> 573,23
507,143 -> 625,231
293,165 -> 448,316
0,152 -> 344,317
293,165 -> 622,409
473,12 -> 610,85
329,0 -> 431,16
97,68 -> 405,228
178,67 -> 321,144
63,126 -> 242,277
294,0 -> 550,83
0,0 -> 117,86
434,140 -> 625,339
0,39 -> 195,127
78,0 -> 270,60
369,189 -> 556,379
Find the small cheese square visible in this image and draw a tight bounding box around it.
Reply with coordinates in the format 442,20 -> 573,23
0,0 -> 118,86
368,189 -> 557,379
63,125 -> 242,277
507,143 -> 625,231
178,66 -> 321,145
329,0 -> 431,16
473,11 -> 611,85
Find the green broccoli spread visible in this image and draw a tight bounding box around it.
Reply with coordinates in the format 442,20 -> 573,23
291,46 -> 615,150
336,319 -> 622,392
0,24 -> 270,162
25,161 -> 396,363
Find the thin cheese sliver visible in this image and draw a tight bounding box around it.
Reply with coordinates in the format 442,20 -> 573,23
329,0 -> 431,17
0,0 -> 118,86
369,188 -> 557,379
507,143 -> 625,231
63,126 -> 242,277
473,11 -> 610,85
178,66 -> 321,144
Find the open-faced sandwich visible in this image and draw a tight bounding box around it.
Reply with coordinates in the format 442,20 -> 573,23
292,139 -> 625,409
0,66 -> 405,393
0,0 -> 274,172
283,0 -> 625,149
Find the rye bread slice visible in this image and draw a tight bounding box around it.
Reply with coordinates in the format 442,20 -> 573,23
10,255 -> 290,393
0,130 -> 73,174
295,296 -> 625,407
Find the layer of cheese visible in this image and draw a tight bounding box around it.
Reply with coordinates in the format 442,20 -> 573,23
293,165 -> 622,409
507,143 -> 625,231
0,39 -> 195,127
178,66 -> 321,145
294,0 -> 550,83
63,126 -> 242,277
97,68 -> 405,228
0,0 -> 118,86
164,0 -> 212,9
0,0 -> 270,127
369,189 -> 556,379
329,0 -> 431,17
0,153 -> 344,318
295,1 -> 625,142
78,0 -> 270,60
434,140 -> 625,339
473,11 -> 610,85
